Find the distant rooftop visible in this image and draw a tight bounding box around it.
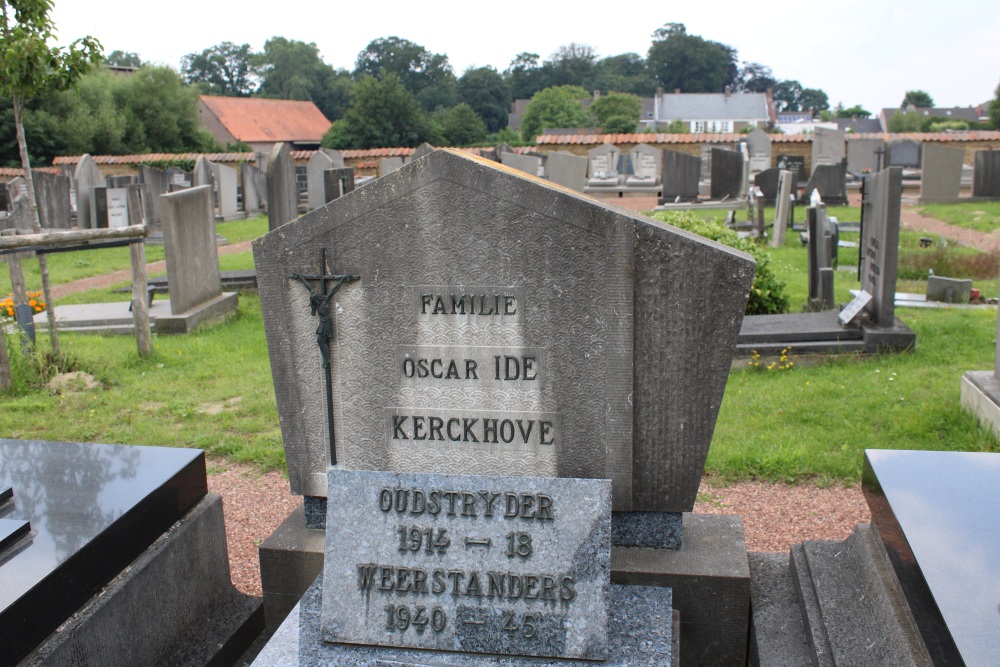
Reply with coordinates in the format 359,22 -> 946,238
198,95 -> 332,143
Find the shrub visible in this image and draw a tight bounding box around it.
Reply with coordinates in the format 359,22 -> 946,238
647,211 -> 790,315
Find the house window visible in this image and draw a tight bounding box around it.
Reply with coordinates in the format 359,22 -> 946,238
694,121 -> 705,132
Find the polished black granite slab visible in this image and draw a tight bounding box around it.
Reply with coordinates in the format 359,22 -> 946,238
0,439 -> 206,665
863,449 -> 1000,667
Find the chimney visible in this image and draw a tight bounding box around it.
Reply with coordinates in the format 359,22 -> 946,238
725,85 -> 731,97
674,88 -> 681,95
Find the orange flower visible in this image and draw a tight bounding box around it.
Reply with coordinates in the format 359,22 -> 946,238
28,299 -> 36,307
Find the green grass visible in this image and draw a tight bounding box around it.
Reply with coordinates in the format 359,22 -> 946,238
917,201 -> 1000,233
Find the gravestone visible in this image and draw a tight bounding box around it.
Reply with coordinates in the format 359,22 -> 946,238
926,275 -> 971,303
545,151 -> 587,192
770,169 -> 794,248
755,168 -> 780,204
211,162 -> 240,220
920,144 -> 965,202
106,174 -> 136,188
126,183 -> 152,226
745,128 -> 772,174
887,140 -> 922,168
139,165 -> 169,227
166,167 -> 191,192
307,151 -> 336,211
586,144 -> 623,187
710,148 -> 743,200
320,148 -> 345,168
5,178 -> 32,232
802,161 -> 848,205
411,142 -> 436,161
807,205 -> 836,310
74,154 -> 104,229
267,142 -> 298,231
962,263 -> 1000,436
625,143 -> 661,186
90,186 -> 129,229
253,149 -> 754,521
973,150 -> 1000,198
499,151 -> 543,177
159,185 -> 238,332
859,167 -> 903,328
241,163 -> 262,213
846,138 -> 886,176
660,149 -> 701,202
811,127 -> 846,171
322,167 -> 355,204
776,154 -> 806,184
192,155 -> 214,190
381,157 -> 404,176
31,170 -> 71,229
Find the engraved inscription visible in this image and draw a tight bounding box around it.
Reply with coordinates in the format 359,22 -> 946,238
398,346 -> 546,386
388,410 -> 558,447
412,286 -> 524,322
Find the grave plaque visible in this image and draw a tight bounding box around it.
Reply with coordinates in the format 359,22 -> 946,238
90,186 -> 129,229
847,138 -> 886,176
74,154 -> 104,229
267,141 -> 298,231
859,167 -> 903,326
545,151 -> 587,192
973,150 -> 1000,198
661,149 -> 701,202
307,150 -> 336,211
711,148 -> 743,199
254,150 -> 755,516
887,140 -> 922,169
776,154 -> 806,183
921,144 -> 965,202
500,151 -> 542,177
321,468 -> 611,660
811,127 -> 846,170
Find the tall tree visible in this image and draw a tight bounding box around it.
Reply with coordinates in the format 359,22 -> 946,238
589,91 -> 641,133
546,43 -> 597,89
0,0 -> 102,356
430,103 -> 488,145
591,53 -> 656,96
354,36 -> 456,111
798,87 -> 829,112
338,73 -> 429,148
519,85 -> 590,141
646,23 -> 731,93
181,41 -> 259,97
258,37 -> 332,102
901,90 -> 934,108
990,84 -> 1000,130
104,49 -> 141,68
737,62 -> 775,93
504,52 -> 545,100
457,66 -> 510,133
772,79 -> 802,111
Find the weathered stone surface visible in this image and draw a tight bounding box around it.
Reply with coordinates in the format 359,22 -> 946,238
887,140 -> 922,168
140,165 -> 169,226
545,151 -> 587,191
211,162 -> 240,219
32,170 -> 71,229
161,185 -> 223,315
920,144 -> 965,202
381,157 -> 404,176
770,170 -> 794,248
320,469 -> 611,660
307,151 -> 335,211
586,144 -> 622,186
90,186 -> 129,229
812,127 -> 846,170
926,275 -> 971,303
973,150 -> 1000,198
267,142 -> 298,230
746,128 -> 771,173
323,167 -> 356,203
847,138 -> 886,176
661,149 -> 701,201
802,162 -> 847,206
500,151 -> 542,177
411,142 -> 436,161
253,150 -> 754,513
711,148 -> 743,199
859,168 -> 903,326
625,143 -> 661,186
192,155 -> 214,189
74,154 -> 104,229
241,162 -> 263,213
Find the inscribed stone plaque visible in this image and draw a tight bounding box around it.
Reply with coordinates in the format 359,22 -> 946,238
661,149 -> 701,201
320,468 -> 611,660
859,167 -> 903,326
811,127 -> 846,170
887,140 -> 922,168
253,150 -> 755,513
74,154 -> 104,229
710,148 -> 743,199
921,144 -> 965,201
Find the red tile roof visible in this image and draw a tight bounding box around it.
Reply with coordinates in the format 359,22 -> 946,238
0,166 -> 61,176
53,152 -> 257,165
199,95 -> 331,143
535,131 -> 1000,145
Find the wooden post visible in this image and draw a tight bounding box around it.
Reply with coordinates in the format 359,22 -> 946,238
129,240 -> 152,358
6,250 -> 33,350
0,324 -> 11,392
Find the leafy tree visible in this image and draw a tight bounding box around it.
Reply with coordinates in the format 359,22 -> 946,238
316,68 -> 354,120
836,104 -> 871,118
181,41 -> 259,96
590,92 -> 640,133
504,52 -> 546,100
354,36 -> 456,111
658,118 -> 689,133
799,87 -> 829,112
104,49 -> 141,67
590,53 -> 656,96
457,66 -> 509,133
519,85 -> 590,141
773,79 -> 803,111
990,84 -> 1000,130
546,43 -> 597,89
646,23 -> 730,93
0,0 -> 102,355
430,103 -> 488,145
901,90 -> 934,108
737,62 -> 775,93
321,118 -> 350,149
337,74 -> 429,148
258,37 -> 332,102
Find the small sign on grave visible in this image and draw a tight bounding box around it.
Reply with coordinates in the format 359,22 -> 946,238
321,468 -> 611,661
838,290 -> 872,326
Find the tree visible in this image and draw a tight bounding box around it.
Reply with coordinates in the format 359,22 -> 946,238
504,52 -> 545,100
181,41 -> 259,97
457,66 -> 510,133
836,104 -> 871,118
0,0 -> 102,356
104,49 -> 141,68
354,36 -> 456,111
901,90 -> 934,108
546,43 -> 597,88
773,80 -> 829,113
519,85 -> 590,141
799,87 -> 830,112
338,74 -> 429,148
590,92 -> 641,133
990,84 -> 1000,130
736,62 -> 775,93
590,53 -> 656,96
258,37 -> 332,102
314,68 -> 354,120
647,23 -> 730,93
430,103 -> 488,145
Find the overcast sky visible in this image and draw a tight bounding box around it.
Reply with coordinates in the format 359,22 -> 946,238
52,0 -> 1000,114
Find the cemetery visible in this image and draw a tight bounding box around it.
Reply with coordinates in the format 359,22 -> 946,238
3,7 -> 1000,666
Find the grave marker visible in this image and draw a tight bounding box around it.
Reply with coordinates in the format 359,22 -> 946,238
90,186 -> 129,229
139,165 -> 169,227
887,140 -> 922,168
770,169 -> 794,248
211,162 -> 240,220
920,144 -> 965,203
811,127 -> 846,171
31,170 -> 71,230
323,167 -> 355,203
545,151 -> 587,192
241,163 -> 262,213
660,149 -> 701,202
267,142 -> 298,231
73,154 -> 104,229
745,128 -> 772,174
802,161 -> 848,205
846,138 -> 886,176
625,143 -> 661,186
499,151 -> 543,177
307,151 -> 335,211
859,167 -> 903,327
710,148 -> 743,199
973,150 -> 1000,198
586,144 -> 623,187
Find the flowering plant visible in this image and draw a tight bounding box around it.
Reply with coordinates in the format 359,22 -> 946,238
0,291 -> 46,325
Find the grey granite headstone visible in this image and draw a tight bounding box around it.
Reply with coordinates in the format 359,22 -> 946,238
411,142 -> 436,161
660,149 -> 701,202
746,128 -> 772,173
887,140 -> 922,168
846,138 -> 886,176
381,157 -> 404,176
126,183 -> 152,226
770,170 -> 794,248
811,127 -> 846,171
139,165 -> 169,227
500,151 -> 543,177
710,148 -> 743,200
807,205 -> 835,310
211,162 -> 239,220
6,178 -> 32,232
106,175 -> 136,188
625,143 -> 661,186
802,161 -> 848,205
496,142 -> 514,156
166,167 -> 191,192
323,168 -> 355,203
307,151 -> 336,211
241,163 -> 262,213
192,156 -> 213,190
321,148 -> 345,168
776,154 -> 806,183
160,185 -> 223,315
921,144 -> 965,202
31,170 -> 71,229
544,152 -> 587,192
267,142 -> 298,231
586,144 -> 622,187
860,167 -> 903,326
926,276 -> 972,303
320,468 -> 611,660
755,168 -> 780,204
973,150 -> 1000,198
253,149 -> 755,518
74,154 -> 104,229
90,187 -> 129,229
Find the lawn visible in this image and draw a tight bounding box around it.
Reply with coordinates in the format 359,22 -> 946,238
917,201 -> 1000,234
